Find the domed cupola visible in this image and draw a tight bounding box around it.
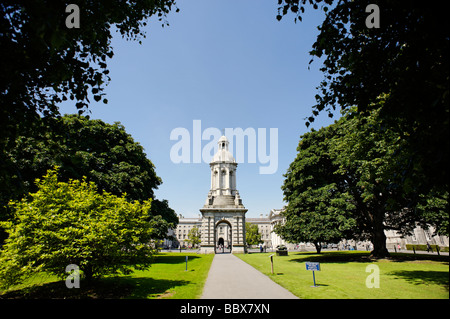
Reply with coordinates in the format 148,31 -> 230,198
212,135 -> 236,163
203,135 -> 243,208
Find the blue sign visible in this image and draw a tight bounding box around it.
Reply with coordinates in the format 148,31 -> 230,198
305,262 -> 321,287
305,262 -> 320,271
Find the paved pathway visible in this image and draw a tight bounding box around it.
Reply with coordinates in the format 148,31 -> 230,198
201,253 -> 298,299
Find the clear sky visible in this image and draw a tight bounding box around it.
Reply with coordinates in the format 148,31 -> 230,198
59,0 -> 338,218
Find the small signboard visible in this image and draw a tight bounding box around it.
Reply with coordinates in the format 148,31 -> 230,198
305,262 -> 320,287
305,262 -> 320,271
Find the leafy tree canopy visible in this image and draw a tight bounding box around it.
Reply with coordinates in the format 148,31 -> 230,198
150,198 -> 178,227
276,0 -> 449,207
4,114 -> 161,203
279,102 -> 448,257
1,0 -> 178,145
246,223 -> 262,246
187,226 -> 201,248
0,168 -> 156,288
1,115 -> 178,245
278,123 -> 356,253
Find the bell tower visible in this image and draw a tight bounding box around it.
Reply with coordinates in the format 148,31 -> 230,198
200,135 -> 247,253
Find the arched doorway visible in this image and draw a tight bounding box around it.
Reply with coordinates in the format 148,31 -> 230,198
215,220 -> 232,253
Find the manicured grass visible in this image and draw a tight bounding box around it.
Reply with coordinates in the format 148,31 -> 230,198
236,251 -> 449,299
124,253 -> 214,299
0,253 -> 214,299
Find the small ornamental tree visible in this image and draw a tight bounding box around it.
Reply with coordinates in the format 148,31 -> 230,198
245,223 -> 262,246
187,226 -> 202,248
0,168 -> 155,288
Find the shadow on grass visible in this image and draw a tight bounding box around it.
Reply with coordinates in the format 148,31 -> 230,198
388,270 -> 449,291
388,253 -> 449,264
288,251 -> 449,264
154,255 -> 200,265
119,276 -> 190,298
288,251 -> 373,264
0,276 -> 190,299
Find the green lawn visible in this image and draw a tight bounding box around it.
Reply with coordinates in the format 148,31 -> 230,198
0,252 -> 214,299
236,251 -> 449,299
124,253 -> 214,299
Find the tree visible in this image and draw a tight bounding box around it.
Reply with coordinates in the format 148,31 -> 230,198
416,190 -> 449,237
150,199 -> 179,228
280,102 -> 448,257
0,0 -> 178,145
245,223 -> 262,246
277,125 -> 357,254
6,114 -> 161,202
187,226 -> 201,248
330,104 -> 408,257
333,103 -> 448,255
0,2 -> 179,233
1,115 -> 170,245
276,0 -> 449,229
0,168 -> 156,288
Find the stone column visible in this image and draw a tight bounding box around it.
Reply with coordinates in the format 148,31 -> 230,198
210,167 -> 214,189
224,167 -> 230,195
218,168 -> 222,195
200,214 -> 216,254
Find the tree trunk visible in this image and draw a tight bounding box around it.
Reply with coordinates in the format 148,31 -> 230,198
371,211 -> 390,258
313,242 -> 322,254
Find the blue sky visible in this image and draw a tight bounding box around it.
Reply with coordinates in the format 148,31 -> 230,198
60,0 -> 338,218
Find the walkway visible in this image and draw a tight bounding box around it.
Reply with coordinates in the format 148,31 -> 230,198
201,253 -> 298,299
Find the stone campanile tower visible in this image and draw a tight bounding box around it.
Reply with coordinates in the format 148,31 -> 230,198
200,135 -> 247,254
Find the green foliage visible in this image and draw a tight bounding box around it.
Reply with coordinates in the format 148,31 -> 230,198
0,115 -> 179,255
150,198 -> 179,227
0,2 -> 178,240
276,0 -> 449,235
0,168 -> 156,289
186,226 -> 201,247
1,1 -> 179,242
416,190 -> 449,237
333,104 -> 447,250
0,0 -> 178,145
245,222 -> 262,246
1,115 -> 170,245
6,115 -> 161,202
279,103 -> 448,257
278,124 -> 356,253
